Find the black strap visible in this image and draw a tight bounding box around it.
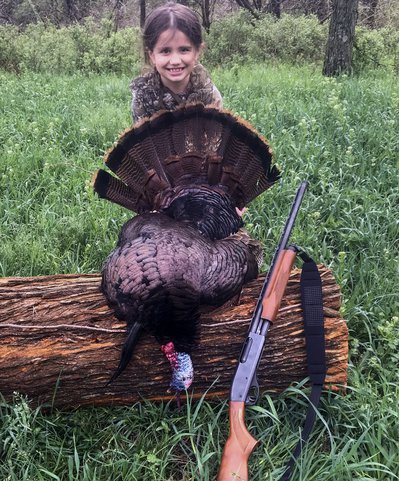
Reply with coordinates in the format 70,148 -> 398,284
278,254 -> 326,481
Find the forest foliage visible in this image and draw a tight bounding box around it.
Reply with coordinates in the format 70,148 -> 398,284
1,0 -> 399,30
0,10 -> 398,75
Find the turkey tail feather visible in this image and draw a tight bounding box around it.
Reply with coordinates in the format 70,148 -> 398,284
94,103 -> 280,213
107,321 -> 143,384
93,169 -> 148,212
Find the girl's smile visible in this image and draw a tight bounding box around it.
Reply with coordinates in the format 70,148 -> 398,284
149,29 -> 202,94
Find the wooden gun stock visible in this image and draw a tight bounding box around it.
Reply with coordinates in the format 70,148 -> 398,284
217,401 -> 258,481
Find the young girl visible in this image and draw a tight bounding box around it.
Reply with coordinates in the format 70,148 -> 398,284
132,2 -> 246,218
130,2 -> 222,123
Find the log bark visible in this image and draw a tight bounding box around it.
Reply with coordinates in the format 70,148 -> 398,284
0,266 -> 347,408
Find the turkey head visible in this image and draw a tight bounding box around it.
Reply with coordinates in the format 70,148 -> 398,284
93,103 -> 280,394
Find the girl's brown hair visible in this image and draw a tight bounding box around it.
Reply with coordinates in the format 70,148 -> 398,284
142,2 -> 203,63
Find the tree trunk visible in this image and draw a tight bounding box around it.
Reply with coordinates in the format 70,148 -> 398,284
200,0 -> 212,32
323,0 -> 359,76
266,0 -> 282,18
64,0 -> 78,22
0,266 -> 347,409
139,0 -> 146,28
235,0 -> 261,19
112,0 -> 124,32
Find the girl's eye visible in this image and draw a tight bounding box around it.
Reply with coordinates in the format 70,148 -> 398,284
180,47 -> 191,53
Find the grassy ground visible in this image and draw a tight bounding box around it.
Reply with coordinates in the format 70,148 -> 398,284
0,64 -> 398,480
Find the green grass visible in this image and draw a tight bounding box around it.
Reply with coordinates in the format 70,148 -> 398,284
1,64 -> 398,480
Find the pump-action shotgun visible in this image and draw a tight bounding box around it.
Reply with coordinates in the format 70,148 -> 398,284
217,181 -> 310,481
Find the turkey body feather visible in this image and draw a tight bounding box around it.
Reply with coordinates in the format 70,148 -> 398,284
93,103 -> 280,390
102,212 -> 261,380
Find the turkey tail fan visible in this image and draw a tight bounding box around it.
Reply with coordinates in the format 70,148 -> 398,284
107,321 -> 143,384
93,103 -> 280,213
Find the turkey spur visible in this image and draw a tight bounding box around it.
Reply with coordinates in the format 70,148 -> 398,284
93,103 -> 280,393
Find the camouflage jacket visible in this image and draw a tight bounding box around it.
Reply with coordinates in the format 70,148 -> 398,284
130,64 -> 223,123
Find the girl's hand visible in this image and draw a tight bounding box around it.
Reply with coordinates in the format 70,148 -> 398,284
236,207 -> 247,217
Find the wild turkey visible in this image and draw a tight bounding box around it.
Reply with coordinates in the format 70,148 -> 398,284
93,103 -> 280,396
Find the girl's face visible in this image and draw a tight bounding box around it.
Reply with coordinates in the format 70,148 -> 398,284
149,28 -> 202,94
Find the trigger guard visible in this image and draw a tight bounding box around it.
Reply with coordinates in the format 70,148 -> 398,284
245,375 -> 260,405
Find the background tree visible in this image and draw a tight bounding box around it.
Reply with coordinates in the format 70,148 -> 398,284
302,0 -> 329,21
139,0 -> 145,28
63,0 -> 79,22
233,0 -> 260,19
192,0 -> 218,32
266,0 -> 282,18
0,0 -> 102,26
362,0 -> 379,27
111,0 -> 127,31
1,0 -> 398,29
323,0 -> 359,76
0,0 -> 17,23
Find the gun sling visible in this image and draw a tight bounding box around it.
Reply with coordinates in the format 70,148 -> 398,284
278,252 -> 326,481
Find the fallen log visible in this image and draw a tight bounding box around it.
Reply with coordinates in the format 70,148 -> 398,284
0,266 -> 347,408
